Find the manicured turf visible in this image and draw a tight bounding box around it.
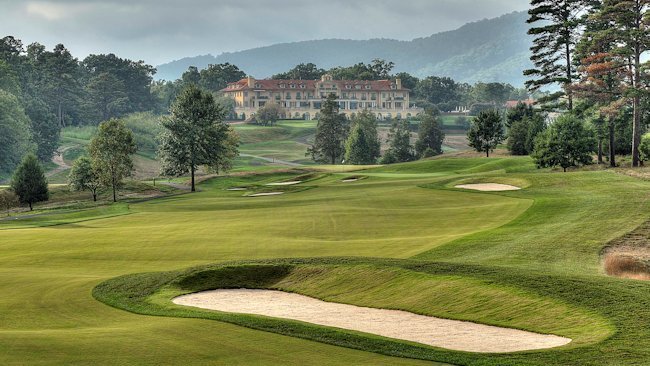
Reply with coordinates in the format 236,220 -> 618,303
2,155 -> 650,365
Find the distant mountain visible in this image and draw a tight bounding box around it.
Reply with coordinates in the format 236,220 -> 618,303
156,11 -> 533,86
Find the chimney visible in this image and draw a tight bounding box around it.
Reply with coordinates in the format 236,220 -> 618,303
247,76 -> 255,88
395,78 -> 402,89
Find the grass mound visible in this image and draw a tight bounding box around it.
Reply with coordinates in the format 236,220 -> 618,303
94,259 -> 620,365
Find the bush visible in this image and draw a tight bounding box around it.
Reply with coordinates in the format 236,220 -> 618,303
532,114 -> 596,172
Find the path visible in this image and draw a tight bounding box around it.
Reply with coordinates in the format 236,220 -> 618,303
240,153 -> 302,167
47,147 -> 73,178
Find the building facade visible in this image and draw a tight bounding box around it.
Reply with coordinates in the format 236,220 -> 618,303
221,74 -> 423,121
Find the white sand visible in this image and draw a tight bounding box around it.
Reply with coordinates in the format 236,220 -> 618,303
342,179 -> 359,183
247,192 -> 284,197
173,289 -> 571,353
227,188 -> 248,191
455,183 -> 521,192
267,181 -> 302,186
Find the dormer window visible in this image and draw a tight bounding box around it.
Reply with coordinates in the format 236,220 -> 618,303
391,85 -> 397,89
280,84 -> 286,88
355,85 -> 362,89
346,85 -> 351,89
300,84 -> 306,89
365,85 -> 371,90
290,84 -> 296,89
255,83 -> 261,88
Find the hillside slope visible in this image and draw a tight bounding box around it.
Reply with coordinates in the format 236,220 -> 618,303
156,12 -> 532,86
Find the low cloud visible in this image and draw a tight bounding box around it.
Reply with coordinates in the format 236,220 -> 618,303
0,0 -> 530,65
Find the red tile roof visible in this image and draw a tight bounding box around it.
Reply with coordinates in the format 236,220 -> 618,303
505,99 -> 536,108
222,78 -> 407,92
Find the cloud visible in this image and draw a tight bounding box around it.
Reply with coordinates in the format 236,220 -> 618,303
0,0 -> 530,65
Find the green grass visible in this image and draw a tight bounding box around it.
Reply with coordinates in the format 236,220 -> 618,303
2,156 -> 650,365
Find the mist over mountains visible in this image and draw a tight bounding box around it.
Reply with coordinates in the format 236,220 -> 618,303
156,11 -> 533,86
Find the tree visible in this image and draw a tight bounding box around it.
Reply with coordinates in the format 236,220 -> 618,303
507,113 -> 546,156
308,94 -> 348,164
25,98 -> 61,162
468,110 -> 506,157
85,72 -> 129,122
349,110 -> 380,161
471,82 -> 515,105
640,133 -> 650,164
0,189 -> 19,216
415,113 -> 445,158
68,156 -> 101,202
273,63 -> 325,80
0,90 -> 34,176
506,102 -> 535,128
89,119 -> 137,202
589,0 -> 650,167
159,85 -> 239,192
10,154 -> 48,211
39,44 -> 83,127
525,0 -> 591,110
199,63 -> 246,92
414,76 -> 460,106
254,103 -> 284,126
532,114 -> 596,172
345,125 -> 376,165
382,120 -> 416,164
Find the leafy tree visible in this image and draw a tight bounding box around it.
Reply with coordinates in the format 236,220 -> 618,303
89,119 -> 137,202
507,113 -> 546,156
199,63 -> 246,91
532,114 -> 596,172
468,110 -> 506,157
181,66 -> 201,86
273,63 -> 326,80
471,82 -> 515,105
0,60 -> 21,96
25,98 -> 61,162
39,44 -> 83,127
0,89 -> 34,176
0,189 -> 19,216
382,120 -> 415,164
254,103 -> 284,126
68,156 -> 102,202
329,60 -> 394,81
308,94 -> 348,164
393,72 -> 419,91
640,133 -> 650,164
415,113 -> 445,158
159,85 -> 239,192
10,154 -> 48,211
345,125 -> 376,165
506,102 -> 535,128
415,76 -> 460,106
525,0 -> 591,110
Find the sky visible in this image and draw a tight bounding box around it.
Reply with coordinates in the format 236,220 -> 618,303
0,0 -> 530,66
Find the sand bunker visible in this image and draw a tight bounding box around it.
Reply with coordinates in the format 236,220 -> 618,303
247,192 -> 284,197
455,183 -> 521,192
227,188 -> 248,191
342,178 -> 359,183
173,289 -> 571,353
267,181 -> 301,186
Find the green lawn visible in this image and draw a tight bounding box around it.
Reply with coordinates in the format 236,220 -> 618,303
1,156 -> 650,365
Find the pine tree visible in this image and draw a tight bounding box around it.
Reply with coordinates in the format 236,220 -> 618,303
10,154 -> 48,211
382,120 -> 415,164
525,0 -> 592,110
345,125 -> 376,165
308,94 -> 348,164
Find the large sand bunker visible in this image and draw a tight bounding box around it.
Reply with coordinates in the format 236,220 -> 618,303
267,181 -> 302,186
455,183 -> 521,192
173,289 -> 571,353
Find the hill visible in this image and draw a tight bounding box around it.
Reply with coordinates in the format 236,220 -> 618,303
156,11 -> 533,86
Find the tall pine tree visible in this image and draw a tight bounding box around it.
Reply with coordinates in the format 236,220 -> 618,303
308,94 -> 348,164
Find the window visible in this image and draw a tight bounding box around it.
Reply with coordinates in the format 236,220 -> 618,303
296,92 -> 302,100
255,83 -> 261,88
355,85 -> 361,89
286,92 -> 291,99
300,84 -> 306,89
280,84 -> 286,88
290,84 -> 296,89
391,85 -> 397,89
365,85 -> 371,89
346,85 -> 351,89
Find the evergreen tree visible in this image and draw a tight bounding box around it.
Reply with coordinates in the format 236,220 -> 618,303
10,154 -> 48,211
345,125 -> 375,165
468,110 -> 506,157
89,119 -> 137,202
415,113 -> 445,158
85,72 -> 129,122
382,120 -> 415,164
525,0 -> 592,110
24,98 -> 60,162
588,0 -> 650,167
507,113 -> 546,156
532,114 -> 596,172
159,85 -> 239,192
349,110 -> 380,161
68,156 -> 102,202
506,102 -> 535,128
308,94 -> 348,164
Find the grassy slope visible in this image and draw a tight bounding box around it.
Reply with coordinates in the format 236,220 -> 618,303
2,156 -> 650,364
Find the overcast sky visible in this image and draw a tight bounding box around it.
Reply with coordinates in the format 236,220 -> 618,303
0,0 -> 530,66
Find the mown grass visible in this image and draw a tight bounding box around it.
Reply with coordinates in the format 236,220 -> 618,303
2,156 -> 650,365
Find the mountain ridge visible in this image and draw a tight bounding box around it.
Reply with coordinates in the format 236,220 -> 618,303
156,11 -> 533,86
